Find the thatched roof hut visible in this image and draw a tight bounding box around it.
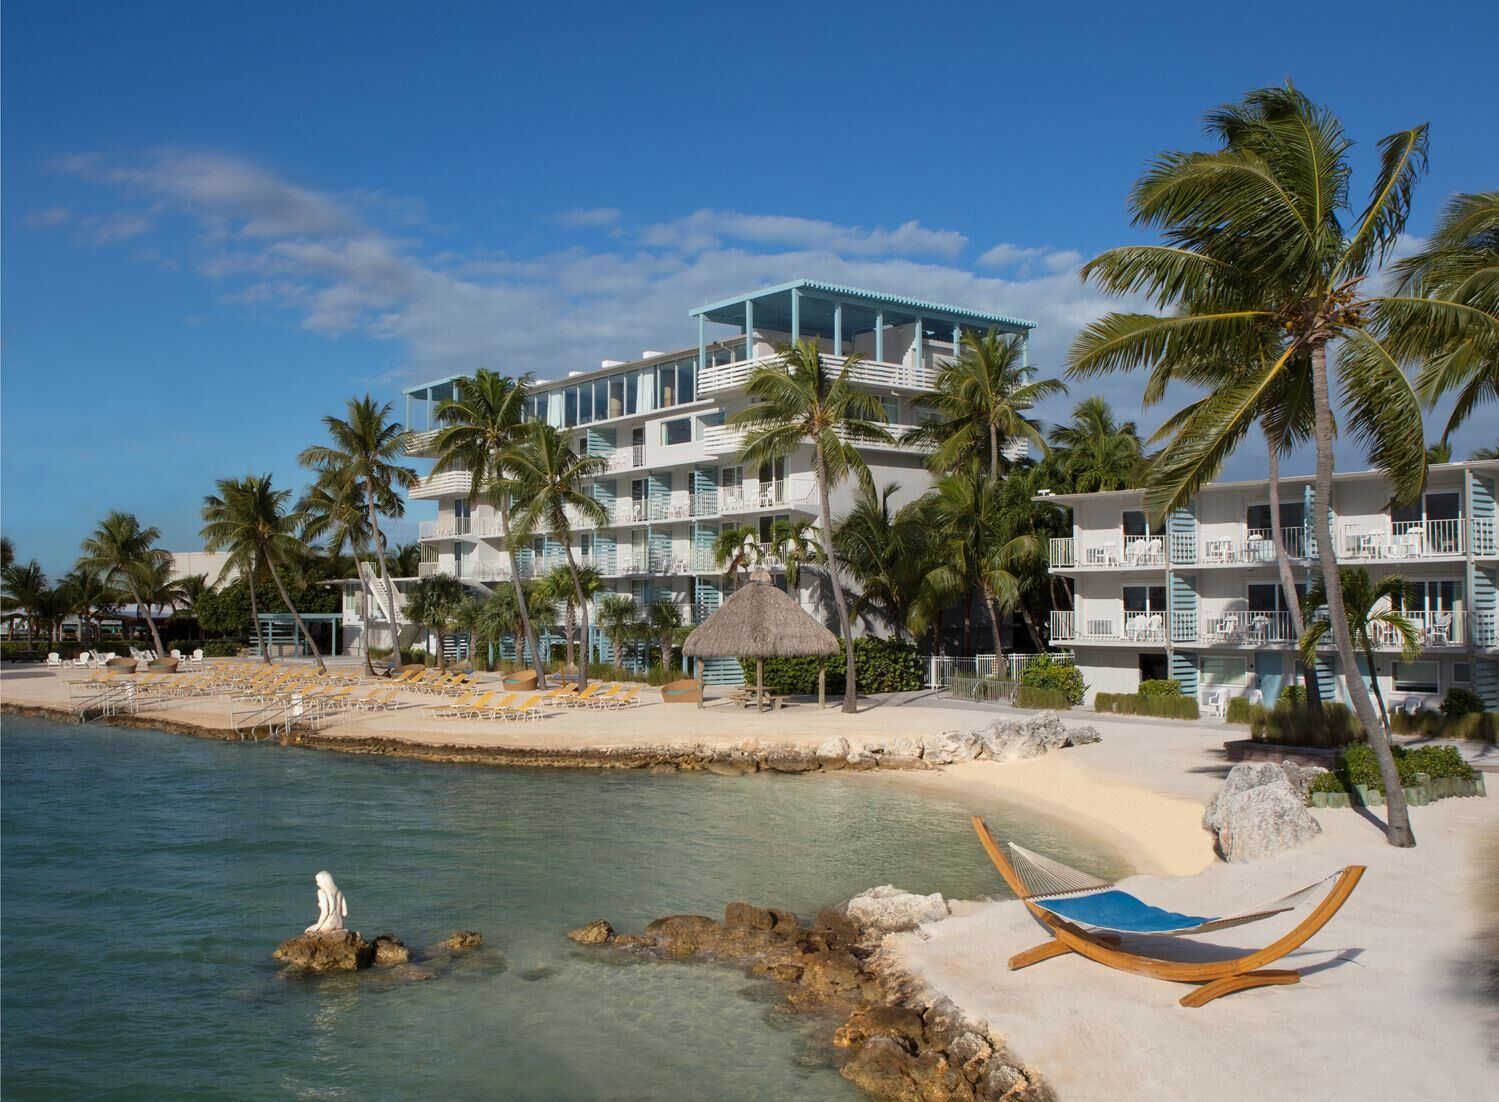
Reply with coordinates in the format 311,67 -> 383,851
683,569 -> 839,708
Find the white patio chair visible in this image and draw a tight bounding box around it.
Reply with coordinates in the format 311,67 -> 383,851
1430,611 -> 1453,645
46,652 -> 62,667
1216,614 -> 1240,643
1247,688 -> 1264,707
1401,696 -> 1423,716
1206,688 -> 1229,717
1248,615 -> 1271,644
1144,537 -> 1163,564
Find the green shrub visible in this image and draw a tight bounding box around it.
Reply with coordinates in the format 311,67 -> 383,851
1019,655 -> 1086,705
1278,684 -> 1308,707
1250,703 -> 1362,748
744,637 -> 923,696
1309,770 -> 1350,795
1016,685 -> 1072,710
202,641 -> 242,657
1138,679 -> 1182,698
1441,687 -> 1485,717
1094,692 -> 1200,720
1404,744 -> 1476,781
1094,692 -> 1116,713
1321,741 -> 1476,796
1225,696 -> 1266,725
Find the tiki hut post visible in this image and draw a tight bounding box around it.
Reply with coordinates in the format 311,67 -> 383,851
682,568 -> 838,714
818,661 -> 826,707
696,659 -> 705,710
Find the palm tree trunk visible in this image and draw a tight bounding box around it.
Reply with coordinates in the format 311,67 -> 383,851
983,588 -> 1006,662
130,583 -> 167,658
815,451 -> 858,713
265,559 -> 326,673
1310,344 -> 1412,846
562,544 -> 590,691
1363,641 -> 1390,730
247,564 -> 270,664
365,485 -> 404,652
436,626 -> 447,670
500,497 -> 547,688
354,549 -> 377,676
1020,607 -> 1046,651
989,423 -> 1001,483
1265,428 -> 1312,700
562,601 -> 576,674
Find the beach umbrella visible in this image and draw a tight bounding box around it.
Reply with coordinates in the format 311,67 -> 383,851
682,569 -> 839,709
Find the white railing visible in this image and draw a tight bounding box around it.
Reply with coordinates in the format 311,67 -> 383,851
402,428 -> 438,455
1048,538 -> 1075,568
1339,519 -> 1467,560
419,518 -> 474,539
1369,610 -> 1468,648
1200,611 -> 1300,645
701,424 -> 746,457
720,478 -> 818,514
409,470 -> 474,500
417,560 -> 518,583
604,445 -> 648,473
1048,611 -> 1164,642
1073,538 -> 1164,568
696,354 -> 939,397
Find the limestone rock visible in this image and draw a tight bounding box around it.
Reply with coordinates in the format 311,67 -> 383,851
974,1061 -> 1025,1101
833,1004 -> 927,1050
724,902 -> 775,930
1211,777 -> 1322,863
1203,762 -> 1295,831
976,711 -> 1099,763
841,1037 -> 974,1102
921,730 -> 982,766
273,930 -> 374,972
811,906 -> 864,951
798,948 -> 864,995
437,930 -> 483,953
643,914 -> 723,957
875,736 -> 923,767
371,934 -> 410,966
845,886 -> 950,933
845,747 -> 879,770
762,749 -> 819,773
706,757 -> 756,776
816,736 -> 851,769
567,919 -> 615,945
949,1032 -> 994,1084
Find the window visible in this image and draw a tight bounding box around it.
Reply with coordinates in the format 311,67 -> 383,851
698,410 -> 725,432
1122,510 -> 1164,537
1393,661 -> 1439,693
880,396 -> 900,424
1122,585 -> 1167,613
1201,656 -> 1248,690
721,466 -> 743,497
564,387 -> 578,428
760,513 -> 790,543
1247,582 -> 1302,613
1246,501 -> 1305,532
453,499 -> 471,520
661,417 -> 692,446
608,376 -> 626,419
1452,662 -> 1472,685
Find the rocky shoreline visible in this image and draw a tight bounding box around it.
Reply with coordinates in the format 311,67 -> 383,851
567,891 -> 1050,1102
3,700 -> 1098,778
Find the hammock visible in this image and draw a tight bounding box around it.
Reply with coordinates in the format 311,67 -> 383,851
1005,842 -> 1337,938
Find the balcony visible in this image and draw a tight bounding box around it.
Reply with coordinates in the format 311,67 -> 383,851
701,422 -> 927,459
1056,536 -> 1167,570
720,477 -> 818,515
417,559 -> 522,584
697,354 -> 938,397
1049,611 -> 1166,643
602,444 -> 649,473
1338,519 -> 1469,561
409,470 -> 474,501
1199,611 -> 1301,646
403,428 -> 439,456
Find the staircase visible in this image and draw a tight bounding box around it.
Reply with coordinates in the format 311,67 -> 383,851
357,560 -> 420,651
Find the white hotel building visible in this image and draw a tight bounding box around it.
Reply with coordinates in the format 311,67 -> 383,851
1044,460 -> 1499,710
364,280 -> 1034,681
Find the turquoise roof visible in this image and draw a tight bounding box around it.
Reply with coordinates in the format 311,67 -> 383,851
690,278 -> 1035,335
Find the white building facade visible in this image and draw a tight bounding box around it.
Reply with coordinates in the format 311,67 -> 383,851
365,280 -> 1035,678
1044,460 -> 1499,710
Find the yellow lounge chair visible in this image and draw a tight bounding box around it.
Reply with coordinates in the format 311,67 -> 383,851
497,693 -> 543,721
596,685 -> 643,709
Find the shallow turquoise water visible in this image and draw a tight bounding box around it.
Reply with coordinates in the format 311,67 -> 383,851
2,716 -> 1126,1100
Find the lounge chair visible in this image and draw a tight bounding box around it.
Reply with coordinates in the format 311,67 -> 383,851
541,685 -> 579,707
597,685 -> 643,709
432,690 -> 477,717
497,693 -> 543,721
971,818 -> 1364,1008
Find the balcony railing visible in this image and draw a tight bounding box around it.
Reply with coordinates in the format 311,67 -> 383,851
1069,537 -> 1166,569
1048,611 -> 1165,642
1200,611 -> 1301,646
402,428 -> 439,455
697,354 -> 938,397
720,478 -> 818,514
409,470 -> 474,500
419,518 -> 474,539
1339,519 -> 1468,560
603,445 -> 648,473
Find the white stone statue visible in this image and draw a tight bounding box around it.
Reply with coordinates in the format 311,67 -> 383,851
304,871 -> 348,935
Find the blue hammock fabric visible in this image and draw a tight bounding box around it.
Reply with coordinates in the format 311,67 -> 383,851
1035,890 -> 1216,935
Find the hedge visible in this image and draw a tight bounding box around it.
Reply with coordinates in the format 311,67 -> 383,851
1138,679 -> 1182,698
1390,708 -> 1498,744
1094,692 -> 1200,720
1225,697 -> 1264,725
1016,685 -> 1073,710
1440,687 -> 1485,717
1019,655 -> 1086,705
741,637 -> 923,696
1250,703 -> 1361,748
1312,741 -> 1477,795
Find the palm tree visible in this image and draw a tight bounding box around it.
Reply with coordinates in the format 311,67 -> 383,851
833,482 -> 929,642
1472,445 -> 1499,460
1300,569 -> 1421,731
32,585 -> 75,645
922,466 -> 1034,661
731,340 -> 892,713
645,598 -> 686,675
136,558 -> 187,649
596,593 -> 639,671
508,423 -> 608,689
1067,85 -> 1436,847
298,395 -> 417,659
201,476 -> 326,672
389,542 -> 422,578
78,512 -> 173,659
994,463 -> 1070,650
905,331 -> 1064,479
540,563 -> 601,674
1383,191 -> 1498,440
429,369 -> 548,687
3,560 -> 50,647
767,517 -> 823,590
1046,397 -> 1145,493
712,524 -> 763,589
473,586 -> 525,668
1,536 -> 13,571
404,573 -> 468,669
60,566 -> 120,646
300,479 -> 379,674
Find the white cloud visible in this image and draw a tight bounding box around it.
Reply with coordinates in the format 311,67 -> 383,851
639,210 -> 968,259
978,242 -> 1048,267
24,206 -> 71,228
979,241 -> 1083,278
558,207 -> 621,227
87,211 -> 154,244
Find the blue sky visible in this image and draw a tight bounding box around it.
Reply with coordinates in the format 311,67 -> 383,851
4,0 -> 1496,574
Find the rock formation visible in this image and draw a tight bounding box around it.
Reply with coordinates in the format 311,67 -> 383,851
844,887 -> 950,934
273,930 -> 374,972
1203,761 -> 1324,862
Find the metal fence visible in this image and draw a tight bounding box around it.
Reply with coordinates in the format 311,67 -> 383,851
926,651 -> 1074,690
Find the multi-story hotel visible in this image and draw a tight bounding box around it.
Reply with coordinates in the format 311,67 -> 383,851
346,279 -> 1035,680
1044,460 -> 1499,710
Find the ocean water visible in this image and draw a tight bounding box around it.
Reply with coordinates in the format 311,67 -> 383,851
1,716 -> 1126,1101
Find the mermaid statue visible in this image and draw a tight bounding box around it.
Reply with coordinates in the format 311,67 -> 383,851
304,871 -> 348,934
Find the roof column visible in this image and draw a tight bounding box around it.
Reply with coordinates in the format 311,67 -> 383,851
874,310 -> 884,362
790,287 -> 800,345
405,392 -> 413,433
833,302 -> 843,357
698,314 -> 706,375
953,324 -> 962,360
744,298 -> 754,362
913,318 -> 923,378
1022,330 -> 1029,370
425,386 -> 434,430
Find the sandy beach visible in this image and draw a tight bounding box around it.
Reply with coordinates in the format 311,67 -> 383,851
5,662 -> 1496,1099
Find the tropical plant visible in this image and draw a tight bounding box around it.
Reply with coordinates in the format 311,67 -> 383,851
832,481 -> 929,642
767,517 -> 823,589
60,566 -> 121,645
201,476 -> 326,672
389,542 -> 422,578
1067,84 -> 1438,846
404,573 -> 468,669
1299,568 -> 1420,730
538,563 -> 601,673
78,511 -> 174,659
2,558 -> 49,647
1046,397 -> 1146,493
712,524 -> 763,588
451,597 -> 487,668
508,422 -> 608,689
299,477 -> 379,673
921,465 -> 1035,661
1472,445 -> 1499,460
993,462 -> 1069,649
596,594 -> 639,669
298,395 -> 417,662
645,598 -> 687,674
136,558 -> 188,648
904,331 -> 1063,479
430,369 -> 549,687
731,340 -> 892,712
472,585 -> 526,667
1383,191 -> 1499,441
